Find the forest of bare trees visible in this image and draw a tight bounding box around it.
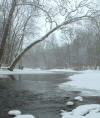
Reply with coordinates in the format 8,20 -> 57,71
22,16 -> 100,70
0,0 -> 100,70
22,27 -> 100,69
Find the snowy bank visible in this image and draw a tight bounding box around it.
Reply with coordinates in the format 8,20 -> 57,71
14,114 -> 35,118
59,70 -> 100,96
61,104 -> 100,118
0,68 -> 53,75
48,69 -> 77,72
0,68 -> 76,75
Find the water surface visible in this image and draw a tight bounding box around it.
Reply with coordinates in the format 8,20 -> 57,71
0,72 -> 99,118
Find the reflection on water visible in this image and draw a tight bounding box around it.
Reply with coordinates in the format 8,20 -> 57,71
0,73 -> 79,118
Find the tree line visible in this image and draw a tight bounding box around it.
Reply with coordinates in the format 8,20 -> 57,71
0,0 -> 99,70
22,19 -> 100,70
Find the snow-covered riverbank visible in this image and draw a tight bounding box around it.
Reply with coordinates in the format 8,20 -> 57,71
61,104 -> 100,118
0,68 -> 77,75
59,70 -> 100,118
59,70 -> 100,96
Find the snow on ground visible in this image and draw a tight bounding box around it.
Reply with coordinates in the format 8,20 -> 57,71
0,68 -> 76,75
8,110 -> 35,118
8,110 -> 21,116
74,96 -> 83,102
48,68 -> 77,72
61,104 -> 100,118
14,114 -> 35,118
0,68 -> 53,75
66,101 -> 74,106
59,70 -> 100,96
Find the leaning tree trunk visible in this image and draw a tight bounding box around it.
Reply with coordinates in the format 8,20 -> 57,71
0,0 -> 17,65
9,16 -> 89,71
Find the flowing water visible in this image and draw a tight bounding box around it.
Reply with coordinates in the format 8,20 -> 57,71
0,72 -> 100,118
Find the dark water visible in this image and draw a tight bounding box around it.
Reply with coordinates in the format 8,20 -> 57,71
0,72 -> 100,118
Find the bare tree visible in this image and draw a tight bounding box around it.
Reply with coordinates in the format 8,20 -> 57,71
0,0 -> 37,66
0,0 -> 17,65
8,0 -> 96,70
0,0 -> 96,70
9,16 -> 91,70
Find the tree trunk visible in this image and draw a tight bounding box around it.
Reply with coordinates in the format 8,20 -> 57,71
0,0 -> 17,65
9,16 -> 88,71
